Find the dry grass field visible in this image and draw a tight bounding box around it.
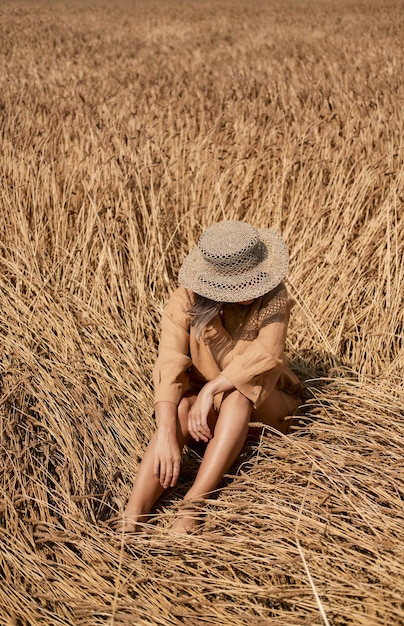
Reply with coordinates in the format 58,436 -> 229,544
0,0 -> 403,624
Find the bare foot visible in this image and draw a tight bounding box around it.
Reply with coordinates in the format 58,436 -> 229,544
171,505 -> 203,535
114,515 -> 147,535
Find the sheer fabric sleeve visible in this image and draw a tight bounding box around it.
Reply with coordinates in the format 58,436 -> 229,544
152,287 -> 193,405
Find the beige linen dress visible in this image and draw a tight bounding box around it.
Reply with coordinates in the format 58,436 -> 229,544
153,282 -> 302,417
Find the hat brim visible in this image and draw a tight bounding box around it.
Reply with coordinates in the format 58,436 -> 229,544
178,228 -> 288,302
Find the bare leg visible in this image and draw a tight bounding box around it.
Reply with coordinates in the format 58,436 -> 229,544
252,388 -> 301,434
172,390 -> 252,532
172,388 -> 300,533
118,396 -> 198,532
119,388 -> 300,534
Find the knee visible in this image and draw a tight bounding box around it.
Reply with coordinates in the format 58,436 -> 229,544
223,389 -> 252,414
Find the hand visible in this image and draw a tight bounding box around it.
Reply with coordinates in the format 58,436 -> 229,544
153,429 -> 181,489
188,385 -> 214,442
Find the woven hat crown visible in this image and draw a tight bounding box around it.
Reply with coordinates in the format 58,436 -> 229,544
199,222 -> 263,273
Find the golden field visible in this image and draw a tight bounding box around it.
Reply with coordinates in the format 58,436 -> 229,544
0,0 -> 403,624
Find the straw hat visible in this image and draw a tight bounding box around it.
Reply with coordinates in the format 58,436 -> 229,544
178,221 -> 288,302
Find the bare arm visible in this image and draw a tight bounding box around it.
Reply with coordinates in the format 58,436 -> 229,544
188,374 -> 238,442
153,401 -> 181,488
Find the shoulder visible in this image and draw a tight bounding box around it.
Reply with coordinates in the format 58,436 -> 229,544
260,282 -> 288,308
256,282 -> 291,325
261,283 -> 289,306
165,286 -> 194,310
162,286 -> 194,327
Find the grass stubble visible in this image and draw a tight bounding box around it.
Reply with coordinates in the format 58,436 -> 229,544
0,0 -> 403,624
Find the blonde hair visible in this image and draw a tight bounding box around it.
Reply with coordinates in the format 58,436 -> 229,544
188,293 -> 223,341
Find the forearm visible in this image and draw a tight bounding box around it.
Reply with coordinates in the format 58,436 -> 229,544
152,401 -> 182,489
203,374 -> 235,397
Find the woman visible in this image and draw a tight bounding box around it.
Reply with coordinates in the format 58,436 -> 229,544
120,220 -> 301,534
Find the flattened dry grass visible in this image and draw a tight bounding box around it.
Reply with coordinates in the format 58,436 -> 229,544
0,0 -> 403,624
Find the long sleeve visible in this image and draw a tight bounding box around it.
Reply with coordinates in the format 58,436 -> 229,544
220,286 -> 292,407
152,287 -> 193,405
